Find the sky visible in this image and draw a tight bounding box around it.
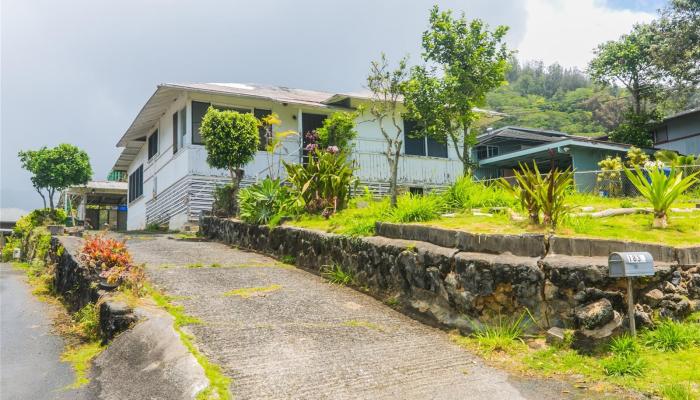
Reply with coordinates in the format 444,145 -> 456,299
1,0 -> 659,210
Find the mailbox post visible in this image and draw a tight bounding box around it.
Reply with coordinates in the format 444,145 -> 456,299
608,252 -> 655,336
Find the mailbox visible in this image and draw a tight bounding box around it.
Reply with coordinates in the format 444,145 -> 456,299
608,252 -> 655,278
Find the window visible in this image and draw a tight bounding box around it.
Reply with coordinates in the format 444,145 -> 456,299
192,101 -> 263,145
403,119 -> 448,158
654,126 -> 669,143
172,112 -> 179,154
128,165 -> 143,203
191,101 -> 210,145
475,145 -> 499,160
147,130 -> 158,160
254,108 -> 272,151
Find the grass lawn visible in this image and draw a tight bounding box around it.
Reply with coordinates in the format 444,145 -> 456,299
452,315 -> 700,399
285,192 -> 700,246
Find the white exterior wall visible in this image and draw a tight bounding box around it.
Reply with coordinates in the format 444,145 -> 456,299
124,90 -> 465,230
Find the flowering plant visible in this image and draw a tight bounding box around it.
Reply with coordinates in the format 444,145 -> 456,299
78,234 -> 145,295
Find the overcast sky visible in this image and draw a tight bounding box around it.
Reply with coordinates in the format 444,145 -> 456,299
1,0 -> 659,211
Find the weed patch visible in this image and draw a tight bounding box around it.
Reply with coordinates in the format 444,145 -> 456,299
321,264 -> 354,285
223,284 -> 282,299
342,319 -> 384,332
61,342 -> 105,389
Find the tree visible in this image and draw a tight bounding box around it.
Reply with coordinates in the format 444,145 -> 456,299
403,6 -> 511,174
18,144 -> 92,210
366,53 -> 409,207
609,108 -> 659,147
589,25 -> 661,116
316,111 -> 358,150
650,0 -> 700,89
199,106 -> 259,215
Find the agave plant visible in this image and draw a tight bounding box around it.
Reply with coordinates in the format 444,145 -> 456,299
238,178 -> 296,225
625,165 -> 700,228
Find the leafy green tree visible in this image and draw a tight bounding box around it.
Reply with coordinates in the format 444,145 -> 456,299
609,109 -> 659,147
403,6 -> 511,174
650,0 -> 700,88
18,144 -> 92,210
588,25 -> 660,116
316,111 -> 358,150
199,106 -> 259,215
366,53 -> 410,207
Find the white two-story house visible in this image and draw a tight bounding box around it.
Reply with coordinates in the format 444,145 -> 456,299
112,83 -> 464,230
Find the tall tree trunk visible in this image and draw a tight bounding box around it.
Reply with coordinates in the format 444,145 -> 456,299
48,189 -> 55,210
462,126 -> 471,176
35,186 -> 46,209
389,145 -> 400,207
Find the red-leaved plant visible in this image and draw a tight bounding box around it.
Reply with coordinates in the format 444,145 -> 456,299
78,234 -> 145,295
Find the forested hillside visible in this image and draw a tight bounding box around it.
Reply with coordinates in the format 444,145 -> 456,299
484,59 -> 627,137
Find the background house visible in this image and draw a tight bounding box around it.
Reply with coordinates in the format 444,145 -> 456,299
112,83 -> 464,231
473,126 -> 654,192
59,181 -> 128,230
651,108 -> 700,156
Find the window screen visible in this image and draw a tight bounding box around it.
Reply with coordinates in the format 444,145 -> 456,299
128,165 -> 143,203
148,130 -> 158,160
191,101 -> 210,145
172,112 -> 179,154
403,119 -> 426,156
427,137 -> 447,158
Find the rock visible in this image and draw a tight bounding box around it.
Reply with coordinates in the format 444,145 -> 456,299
661,281 -> 679,294
634,304 -> 654,329
574,288 -> 625,311
572,311 -> 624,354
643,289 -> 664,306
671,270 -> 682,286
546,327 -> 567,346
580,206 -> 595,212
575,298 -> 614,330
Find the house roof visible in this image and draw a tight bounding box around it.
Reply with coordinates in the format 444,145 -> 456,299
476,126 -> 572,146
661,107 -> 700,122
66,180 -> 128,192
477,136 -> 650,168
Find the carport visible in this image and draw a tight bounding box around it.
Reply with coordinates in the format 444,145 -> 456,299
59,181 -> 128,230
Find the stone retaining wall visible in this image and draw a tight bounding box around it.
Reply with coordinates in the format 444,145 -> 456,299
49,237 -> 137,342
201,216 -> 700,338
375,222 -> 700,264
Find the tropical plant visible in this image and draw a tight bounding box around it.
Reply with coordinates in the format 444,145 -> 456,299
597,156 -> 624,196
626,146 -> 650,167
497,163 -> 542,225
469,311 -> 530,353
321,264 -> 354,285
655,151 -> 699,183
641,319 -> 700,351
260,113 -> 298,180
366,53 -> 409,207
238,178 -> 296,225
624,165 -> 700,228
18,144 -> 92,209
284,150 -> 358,216
316,111 -> 358,150
199,107 -> 260,216
78,234 -> 145,295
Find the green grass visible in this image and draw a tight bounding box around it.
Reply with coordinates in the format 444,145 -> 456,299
61,342 -> 105,389
468,312 -> 530,353
321,264 -> 354,285
223,284 -> 282,298
73,303 -> 101,342
641,320 -> 700,351
186,262 -> 222,269
454,318 -> 700,399
149,286 -> 231,400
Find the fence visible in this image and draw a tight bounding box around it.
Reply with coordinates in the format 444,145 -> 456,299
475,164 -> 700,198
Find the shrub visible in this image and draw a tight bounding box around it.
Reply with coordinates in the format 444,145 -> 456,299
238,178 -> 296,225
284,150 -> 358,216
602,353 -> 646,376
386,193 -> 444,223
597,156 -> 623,196
212,183 -> 237,218
316,111 -> 358,150
73,303 -> 100,341
78,235 -> 145,295
625,165 -> 700,228
443,175 -> 516,210
642,320 -> 700,351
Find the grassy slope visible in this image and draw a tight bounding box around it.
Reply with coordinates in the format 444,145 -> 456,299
285,192 -> 700,246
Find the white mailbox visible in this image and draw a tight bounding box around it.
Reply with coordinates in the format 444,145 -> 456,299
608,252 -> 655,278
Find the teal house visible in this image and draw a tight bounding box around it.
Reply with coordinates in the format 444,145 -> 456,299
473,127 -> 655,192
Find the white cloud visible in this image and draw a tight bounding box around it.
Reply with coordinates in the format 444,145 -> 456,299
515,0 -> 655,69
